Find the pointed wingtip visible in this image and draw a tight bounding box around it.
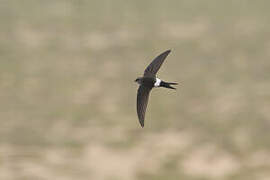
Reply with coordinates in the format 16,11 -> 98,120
166,49 -> 171,54
160,49 -> 171,57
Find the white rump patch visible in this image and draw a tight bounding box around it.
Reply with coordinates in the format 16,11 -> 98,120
154,78 -> 161,87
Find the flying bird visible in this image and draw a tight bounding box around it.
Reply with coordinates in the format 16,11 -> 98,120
135,50 -> 177,127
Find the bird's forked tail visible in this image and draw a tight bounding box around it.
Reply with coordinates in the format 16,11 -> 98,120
160,81 -> 178,90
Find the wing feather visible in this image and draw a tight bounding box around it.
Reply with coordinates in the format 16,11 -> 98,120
137,85 -> 152,127
144,50 -> 171,77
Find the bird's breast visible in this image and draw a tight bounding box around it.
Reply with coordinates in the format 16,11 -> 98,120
141,77 -> 155,87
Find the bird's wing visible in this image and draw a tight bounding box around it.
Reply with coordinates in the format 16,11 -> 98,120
143,50 -> 171,77
137,85 -> 152,127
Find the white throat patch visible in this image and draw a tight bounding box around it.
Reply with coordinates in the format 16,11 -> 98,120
154,78 -> 161,87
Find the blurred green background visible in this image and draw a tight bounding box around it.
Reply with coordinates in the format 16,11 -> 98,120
1,0 -> 270,179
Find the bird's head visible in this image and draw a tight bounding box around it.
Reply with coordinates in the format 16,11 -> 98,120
134,77 -> 142,84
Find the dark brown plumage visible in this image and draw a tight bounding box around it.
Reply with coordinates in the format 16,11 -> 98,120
143,50 -> 171,77
136,85 -> 151,127
135,50 -> 177,127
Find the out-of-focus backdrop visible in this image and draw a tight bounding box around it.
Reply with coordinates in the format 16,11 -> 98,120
1,1 -> 270,180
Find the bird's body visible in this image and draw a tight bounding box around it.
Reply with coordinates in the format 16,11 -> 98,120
135,50 -> 177,127
135,77 -> 155,87
136,77 -> 176,89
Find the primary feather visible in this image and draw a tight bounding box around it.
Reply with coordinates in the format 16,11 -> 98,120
136,85 -> 152,127
143,50 -> 171,77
